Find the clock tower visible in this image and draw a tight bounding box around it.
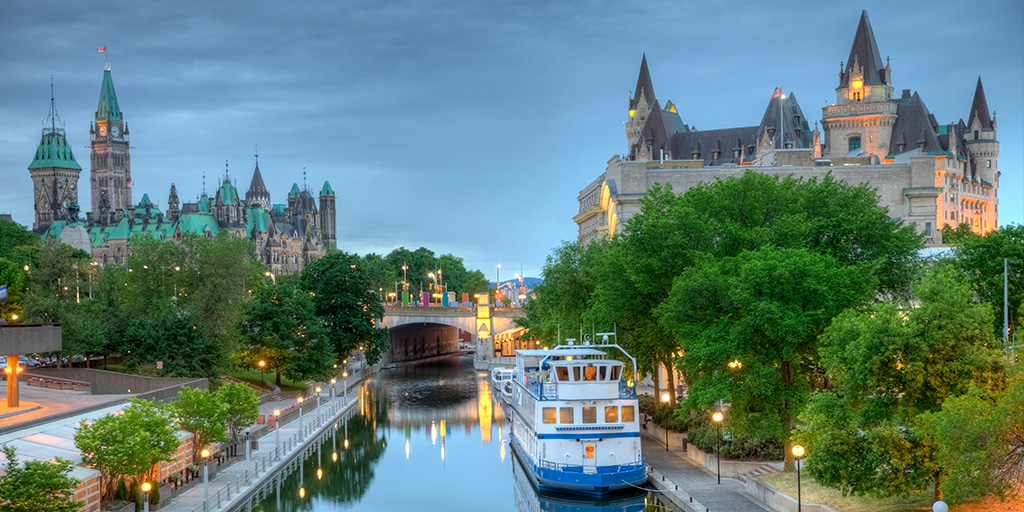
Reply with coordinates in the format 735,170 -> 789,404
89,65 -> 131,224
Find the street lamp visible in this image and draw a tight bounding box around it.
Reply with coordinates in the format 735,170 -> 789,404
661,392 -> 671,451
243,426 -> 252,483
712,411 -> 724,484
932,501 -> 949,512
315,386 -> 322,425
273,409 -> 281,460
342,371 -> 349,402
201,448 -> 211,511
258,360 -> 266,389
330,378 -> 336,400
496,264 -> 501,294
298,397 -> 305,437
264,271 -> 275,284
792,444 -> 806,512
141,482 -> 151,512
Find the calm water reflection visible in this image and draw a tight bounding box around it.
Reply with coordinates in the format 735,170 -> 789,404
251,356 -> 667,511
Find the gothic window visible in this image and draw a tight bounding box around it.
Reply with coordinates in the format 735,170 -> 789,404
987,160 -> 992,168
925,222 -> 932,236
974,130 -> 979,139
853,91 -> 862,101
848,136 -> 861,152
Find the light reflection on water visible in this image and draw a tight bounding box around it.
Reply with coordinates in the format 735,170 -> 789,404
249,356 -> 668,511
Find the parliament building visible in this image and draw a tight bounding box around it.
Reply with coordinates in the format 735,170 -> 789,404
28,66 -> 337,275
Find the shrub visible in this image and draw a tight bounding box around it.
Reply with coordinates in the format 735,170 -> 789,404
687,415 -> 783,461
638,394 -> 689,432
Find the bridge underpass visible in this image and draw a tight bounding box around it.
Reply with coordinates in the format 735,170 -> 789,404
385,323 -> 462,363
380,306 -> 525,366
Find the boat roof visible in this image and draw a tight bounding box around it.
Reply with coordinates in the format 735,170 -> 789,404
516,348 -> 609,357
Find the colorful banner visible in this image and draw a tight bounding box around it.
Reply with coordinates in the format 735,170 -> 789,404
402,290 -> 409,307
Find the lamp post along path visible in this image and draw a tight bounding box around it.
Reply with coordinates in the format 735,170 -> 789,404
712,411 -> 724,485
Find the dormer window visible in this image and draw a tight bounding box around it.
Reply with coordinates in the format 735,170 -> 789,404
691,152 -> 700,160
733,149 -> 741,158
711,151 -> 720,160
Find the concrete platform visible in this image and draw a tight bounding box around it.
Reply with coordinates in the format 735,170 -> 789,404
0,384 -> 128,433
0,401 -> 41,420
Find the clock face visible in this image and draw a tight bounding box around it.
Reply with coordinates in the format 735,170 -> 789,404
111,125 -> 120,137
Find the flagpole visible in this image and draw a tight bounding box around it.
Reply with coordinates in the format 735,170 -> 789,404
778,87 -> 783,150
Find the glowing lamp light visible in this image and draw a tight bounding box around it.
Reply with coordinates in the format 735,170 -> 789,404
141,482 -> 151,493
317,468 -> 323,480
851,78 -> 863,89
629,109 -> 637,118
299,487 -> 305,498
332,452 -> 338,462
315,386 -> 321,393
712,411 -> 724,423
792,444 -> 806,459
661,392 -> 670,403
201,448 -> 210,459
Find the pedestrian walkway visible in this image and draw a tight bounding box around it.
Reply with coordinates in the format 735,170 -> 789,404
157,368 -> 370,512
642,436 -> 771,512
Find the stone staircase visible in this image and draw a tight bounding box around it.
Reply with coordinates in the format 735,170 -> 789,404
222,375 -> 267,396
735,463 -> 782,483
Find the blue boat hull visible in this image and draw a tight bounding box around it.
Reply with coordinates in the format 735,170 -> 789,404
510,437 -> 647,497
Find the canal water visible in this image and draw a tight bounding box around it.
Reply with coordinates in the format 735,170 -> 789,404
251,355 -> 669,511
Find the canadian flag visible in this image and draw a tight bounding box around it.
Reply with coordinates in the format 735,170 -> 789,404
771,87 -> 782,99
96,47 -> 106,52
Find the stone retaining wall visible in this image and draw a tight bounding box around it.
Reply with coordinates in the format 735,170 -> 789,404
746,476 -> 842,512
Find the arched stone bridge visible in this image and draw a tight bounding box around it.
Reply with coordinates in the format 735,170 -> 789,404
380,306 -> 524,365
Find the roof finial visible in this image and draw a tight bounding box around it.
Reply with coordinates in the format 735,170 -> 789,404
202,170 -> 207,196
303,167 -> 307,191
254,142 -> 259,166
44,76 -> 66,136
224,159 -> 230,181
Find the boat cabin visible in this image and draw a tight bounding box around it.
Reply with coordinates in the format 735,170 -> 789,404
514,348 -> 630,401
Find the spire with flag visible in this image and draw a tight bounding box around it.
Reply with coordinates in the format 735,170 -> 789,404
771,87 -> 782,99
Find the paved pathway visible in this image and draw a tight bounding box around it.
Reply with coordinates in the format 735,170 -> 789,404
642,436 -> 770,512
157,372 -> 367,512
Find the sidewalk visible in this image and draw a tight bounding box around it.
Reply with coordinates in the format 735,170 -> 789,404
642,435 -> 770,512
157,369 -> 369,512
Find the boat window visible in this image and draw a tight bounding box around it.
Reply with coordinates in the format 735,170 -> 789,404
542,407 -> 556,424
585,444 -> 595,459
621,405 -> 635,423
605,406 -> 618,423
555,366 -> 569,381
583,366 -> 597,381
572,367 -> 581,381
559,407 -> 574,424
611,366 -> 621,381
598,365 -> 608,380
582,406 -> 597,424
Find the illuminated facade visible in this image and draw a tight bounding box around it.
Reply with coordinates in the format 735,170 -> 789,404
576,11 -> 999,246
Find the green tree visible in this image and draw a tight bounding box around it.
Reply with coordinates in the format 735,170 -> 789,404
300,251 -> 389,365
658,247 -> 876,459
0,445 -> 83,512
947,224 -> 1024,346
519,240 -> 603,347
239,281 -> 335,384
384,246 -> 436,294
75,398 -> 179,506
0,257 -> 26,322
0,219 -> 39,266
920,368 -> 1024,505
170,387 -> 228,463
359,253 -> 398,301
463,269 -> 490,299
122,306 -> 229,377
216,382 -> 261,442
798,267 -> 1007,500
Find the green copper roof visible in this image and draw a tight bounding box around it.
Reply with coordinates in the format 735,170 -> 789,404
320,181 -> 334,196
42,220 -> 68,240
96,68 -> 122,121
289,183 -> 301,198
218,181 -> 238,205
245,208 -> 271,234
272,204 -> 287,215
176,213 -> 219,236
198,195 -> 211,213
29,131 -> 82,170
138,193 -> 153,207
106,216 -> 131,240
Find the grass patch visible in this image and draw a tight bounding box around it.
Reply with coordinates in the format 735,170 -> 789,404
757,473 -> 1024,512
228,368 -> 307,392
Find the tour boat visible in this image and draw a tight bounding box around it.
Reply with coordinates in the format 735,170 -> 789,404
492,367 -> 515,403
507,335 -> 647,497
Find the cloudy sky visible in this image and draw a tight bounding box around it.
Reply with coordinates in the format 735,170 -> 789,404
2,0 -> 1021,278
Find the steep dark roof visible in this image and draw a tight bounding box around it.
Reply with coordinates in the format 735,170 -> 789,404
670,126 -> 759,166
840,11 -> 886,88
757,92 -> 814,148
629,54 -> 656,111
968,77 -> 993,130
96,68 -> 122,122
888,92 -> 945,155
630,100 -> 670,159
246,164 -> 271,204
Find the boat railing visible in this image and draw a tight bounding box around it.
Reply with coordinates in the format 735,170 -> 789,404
536,459 -> 646,474
522,379 -> 638,400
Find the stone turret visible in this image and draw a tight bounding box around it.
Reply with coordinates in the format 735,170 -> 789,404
319,181 -> 336,250
29,85 -> 82,234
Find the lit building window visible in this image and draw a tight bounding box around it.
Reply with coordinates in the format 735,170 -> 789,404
849,136 -> 861,152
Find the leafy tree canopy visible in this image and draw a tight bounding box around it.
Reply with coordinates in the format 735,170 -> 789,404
947,224 -> 1024,344
216,382 -> 261,441
0,445 -> 83,512
170,387 -> 228,463
299,251 -> 389,365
